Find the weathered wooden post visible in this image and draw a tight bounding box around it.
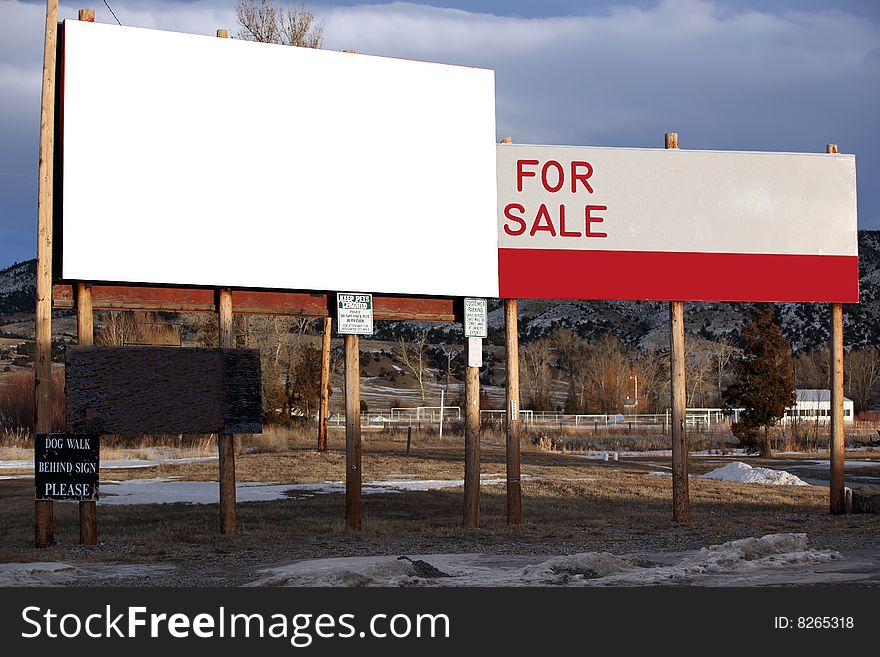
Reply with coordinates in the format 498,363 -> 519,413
501,136 -> 523,526
34,0 -> 59,548
829,140 -> 846,515
213,28 -> 238,536
344,333 -> 362,530
73,8 -> 97,547
666,131 -> 690,523
217,287 -> 237,534
463,335 -> 481,528
75,282 -> 97,544
318,316 -> 332,451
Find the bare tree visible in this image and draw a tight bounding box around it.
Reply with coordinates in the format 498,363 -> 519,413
708,337 -> 737,405
635,347 -> 667,414
585,335 -> 632,414
395,331 -> 429,402
793,348 -> 831,390
439,344 -> 462,403
520,337 -> 554,411
684,338 -> 714,408
845,347 -> 880,414
549,327 -> 580,411
235,0 -> 324,47
96,311 -> 179,346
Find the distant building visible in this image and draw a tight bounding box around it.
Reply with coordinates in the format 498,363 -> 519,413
783,389 -> 854,424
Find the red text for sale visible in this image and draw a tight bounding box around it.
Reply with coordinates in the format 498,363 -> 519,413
502,159 -> 608,239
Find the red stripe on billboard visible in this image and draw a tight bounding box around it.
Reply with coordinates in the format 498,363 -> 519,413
498,249 -> 859,303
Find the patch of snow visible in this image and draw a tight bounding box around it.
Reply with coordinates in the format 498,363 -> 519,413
801,459 -> 879,470
0,562 -> 175,587
249,533 -> 842,587
98,475 -> 509,505
700,461 -> 808,486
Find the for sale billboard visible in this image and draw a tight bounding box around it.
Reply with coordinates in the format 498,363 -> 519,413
497,144 -> 858,303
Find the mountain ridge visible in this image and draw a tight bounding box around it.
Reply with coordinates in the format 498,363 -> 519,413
2,231 -> 878,352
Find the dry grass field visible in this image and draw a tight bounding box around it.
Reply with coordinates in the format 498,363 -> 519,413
1,428 -> 878,585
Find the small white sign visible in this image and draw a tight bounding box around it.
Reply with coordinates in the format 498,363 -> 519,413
464,297 -> 488,338
467,337 -> 483,368
337,293 -> 373,335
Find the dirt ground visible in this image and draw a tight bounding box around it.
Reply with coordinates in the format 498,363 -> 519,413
1,432 -> 879,586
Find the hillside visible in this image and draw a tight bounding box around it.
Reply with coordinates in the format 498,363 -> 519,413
384,231 -> 880,352
2,231 -> 878,352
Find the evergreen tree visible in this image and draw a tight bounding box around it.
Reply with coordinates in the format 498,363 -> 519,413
723,309 -> 795,456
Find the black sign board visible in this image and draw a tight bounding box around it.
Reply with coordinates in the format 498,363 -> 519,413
34,433 -> 99,501
65,346 -> 262,435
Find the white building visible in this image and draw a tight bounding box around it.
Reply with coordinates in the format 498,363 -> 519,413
783,389 -> 854,424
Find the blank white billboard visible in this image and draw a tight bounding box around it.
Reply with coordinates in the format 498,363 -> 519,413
61,21 -> 499,298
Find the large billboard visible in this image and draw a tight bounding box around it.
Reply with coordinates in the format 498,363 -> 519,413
497,144 -> 858,303
60,20 -> 499,298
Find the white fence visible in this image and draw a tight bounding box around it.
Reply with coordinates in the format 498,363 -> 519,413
328,407 -> 730,430
480,408 -> 728,430
390,406 -> 462,422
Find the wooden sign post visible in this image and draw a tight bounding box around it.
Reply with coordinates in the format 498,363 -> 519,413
213,26 -> 238,535
217,287 -> 237,534
337,293 -> 372,531
501,137 -> 523,526
344,333 -> 361,531
318,317 -> 332,451
75,282 -> 98,544
505,298 -> 522,525
463,339 -> 480,527
828,144 -> 846,514
463,299 -> 487,529
666,132 -> 690,523
34,0 -> 58,548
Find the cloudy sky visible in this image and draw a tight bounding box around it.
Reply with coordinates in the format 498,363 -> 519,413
1,0 -> 878,269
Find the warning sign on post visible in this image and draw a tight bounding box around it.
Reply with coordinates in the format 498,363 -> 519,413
464,298 -> 488,338
34,433 -> 99,501
337,293 -> 374,335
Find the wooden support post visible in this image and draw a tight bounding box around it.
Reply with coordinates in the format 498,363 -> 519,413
344,334 -> 362,531
217,288 -> 237,534
463,337 -> 481,528
505,298 -> 522,525
35,0 -> 59,549
74,7 -> 97,548
827,144 -> 846,513
667,131 -> 690,523
318,317 -> 332,451
670,300 -> 689,521
830,302 -> 845,513
75,283 -> 97,544
214,27 -> 237,535
501,136 -> 522,526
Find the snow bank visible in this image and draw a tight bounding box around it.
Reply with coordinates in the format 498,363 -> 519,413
700,461 -> 808,486
249,533 -> 841,587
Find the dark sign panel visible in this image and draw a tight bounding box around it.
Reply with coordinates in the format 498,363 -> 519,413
34,433 -> 99,501
65,346 -> 262,435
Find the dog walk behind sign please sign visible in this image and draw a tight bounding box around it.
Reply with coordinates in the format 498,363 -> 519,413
337,293 -> 373,335
35,434 -> 99,501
